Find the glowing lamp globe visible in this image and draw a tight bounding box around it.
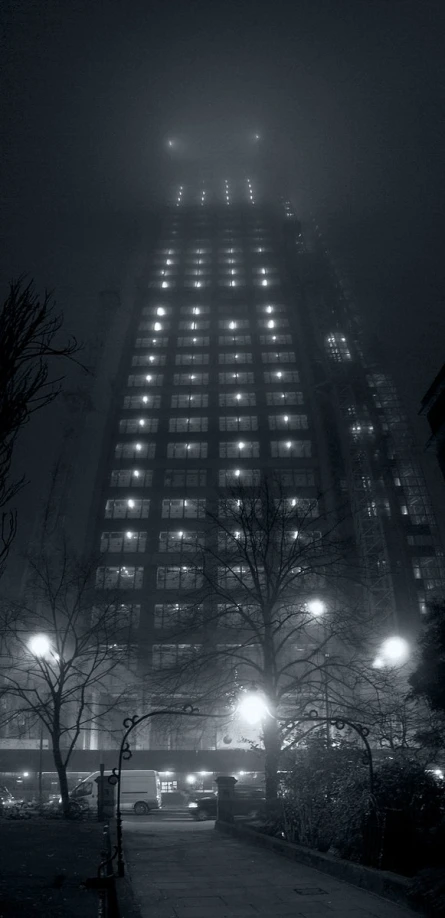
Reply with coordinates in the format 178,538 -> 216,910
308,599 -> 326,617
380,636 -> 410,666
28,634 -> 51,658
238,693 -> 269,725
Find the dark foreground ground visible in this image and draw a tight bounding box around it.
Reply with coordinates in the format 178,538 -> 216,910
0,820 -> 105,918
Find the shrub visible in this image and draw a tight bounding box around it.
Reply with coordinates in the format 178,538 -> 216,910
409,869 -> 445,917
276,739 -> 445,875
279,738 -> 370,858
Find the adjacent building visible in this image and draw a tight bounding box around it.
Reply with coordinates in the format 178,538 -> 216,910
421,362 -> 445,484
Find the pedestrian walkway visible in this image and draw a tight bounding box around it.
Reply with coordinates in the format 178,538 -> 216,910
124,822 -> 420,918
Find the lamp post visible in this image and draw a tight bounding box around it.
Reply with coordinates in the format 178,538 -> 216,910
27,634 -> 53,805
308,599 -> 330,746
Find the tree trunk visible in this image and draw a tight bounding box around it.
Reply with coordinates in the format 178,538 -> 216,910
52,739 -> 70,817
263,717 -> 281,805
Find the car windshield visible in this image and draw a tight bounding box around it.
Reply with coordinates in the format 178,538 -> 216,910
71,781 -> 93,798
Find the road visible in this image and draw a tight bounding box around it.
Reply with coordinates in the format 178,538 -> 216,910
123,807 -> 212,834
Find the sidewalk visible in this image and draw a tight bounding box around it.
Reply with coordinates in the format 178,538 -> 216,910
124,823 -> 421,918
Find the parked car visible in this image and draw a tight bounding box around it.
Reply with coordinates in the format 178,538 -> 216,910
0,785 -> 22,811
161,790 -> 188,808
188,785 -> 265,821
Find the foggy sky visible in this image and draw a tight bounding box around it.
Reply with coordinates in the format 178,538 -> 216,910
1,0 -> 445,560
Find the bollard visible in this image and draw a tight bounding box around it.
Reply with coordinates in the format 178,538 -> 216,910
216,775 -> 237,824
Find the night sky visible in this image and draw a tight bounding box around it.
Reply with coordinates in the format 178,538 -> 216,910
1,0 -> 445,557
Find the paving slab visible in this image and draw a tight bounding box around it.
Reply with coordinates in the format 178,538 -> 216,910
124,819 -> 422,918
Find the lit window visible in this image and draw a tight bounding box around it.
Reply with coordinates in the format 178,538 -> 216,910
219,441 -> 260,458
110,470 -> 153,488
326,333 -> 352,362
166,442 -> 208,459
114,442 -> 155,459
161,498 -> 206,519
270,441 -> 312,458
105,499 -> 150,519
96,566 -> 143,590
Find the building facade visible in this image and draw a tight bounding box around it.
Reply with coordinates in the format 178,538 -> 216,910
421,362 -> 445,485
83,178 -> 444,781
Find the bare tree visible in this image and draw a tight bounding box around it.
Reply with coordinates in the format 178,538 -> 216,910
0,546 -> 139,815
0,279 -> 81,573
150,475 -> 382,802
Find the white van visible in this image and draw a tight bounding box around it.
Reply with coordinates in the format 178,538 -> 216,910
71,769 -> 162,815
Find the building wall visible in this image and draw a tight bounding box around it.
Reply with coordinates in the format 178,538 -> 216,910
89,179 -> 445,752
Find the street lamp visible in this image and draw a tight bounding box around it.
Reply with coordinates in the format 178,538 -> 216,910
237,692 -> 271,725
307,599 -> 330,744
308,599 -> 326,618
28,634 -> 52,658
27,634 -> 54,805
373,636 -> 410,668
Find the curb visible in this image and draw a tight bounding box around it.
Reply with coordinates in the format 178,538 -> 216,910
215,819 -> 419,912
106,818 -> 144,918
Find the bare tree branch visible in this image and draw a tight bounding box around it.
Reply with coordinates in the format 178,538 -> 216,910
0,278 -> 84,575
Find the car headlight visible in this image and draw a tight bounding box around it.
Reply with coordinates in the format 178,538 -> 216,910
188,802 -> 198,808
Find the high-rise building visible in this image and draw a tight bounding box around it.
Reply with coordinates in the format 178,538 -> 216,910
421,362 -> 445,484
85,178 -> 443,780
